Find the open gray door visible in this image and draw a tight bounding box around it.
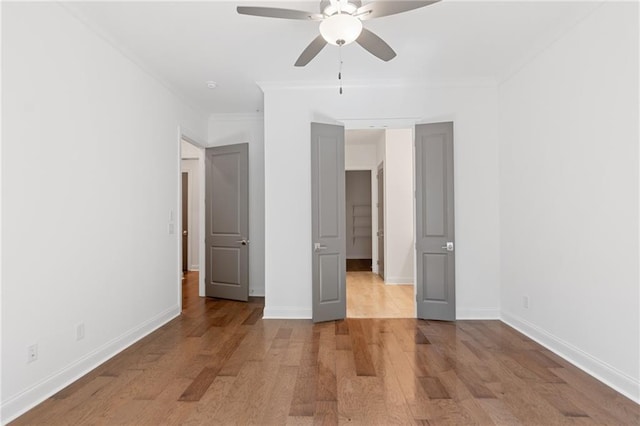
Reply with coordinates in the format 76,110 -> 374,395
311,122 -> 346,322
205,143 -> 249,301
415,122 -> 455,321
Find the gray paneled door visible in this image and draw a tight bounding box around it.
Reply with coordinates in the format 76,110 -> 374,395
205,143 -> 249,301
415,122 -> 455,321
311,122 -> 346,323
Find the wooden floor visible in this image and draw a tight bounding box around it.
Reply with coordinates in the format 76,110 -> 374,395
12,272 -> 639,425
347,272 -> 414,318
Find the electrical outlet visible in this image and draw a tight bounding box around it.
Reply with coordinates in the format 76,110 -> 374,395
76,322 -> 85,341
523,295 -> 530,309
28,344 -> 38,363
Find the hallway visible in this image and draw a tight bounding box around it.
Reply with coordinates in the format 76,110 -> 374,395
346,271 -> 414,318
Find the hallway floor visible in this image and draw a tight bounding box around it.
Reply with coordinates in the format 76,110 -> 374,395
346,271 -> 414,318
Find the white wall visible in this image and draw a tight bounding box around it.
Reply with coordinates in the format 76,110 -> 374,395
207,114 -> 265,296
498,1 -> 639,402
383,129 -> 414,284
262,84 -> 501,319
1,3 -> 207,422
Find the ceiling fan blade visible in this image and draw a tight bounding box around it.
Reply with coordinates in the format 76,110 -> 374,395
356,1 -> 440,20
236,6 -> 322,21
356,28 -> 396,62
294,35 -> 328,67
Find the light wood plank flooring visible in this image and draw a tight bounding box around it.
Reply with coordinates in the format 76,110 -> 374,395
347,271 -> 414,318
11,271 -> 639,425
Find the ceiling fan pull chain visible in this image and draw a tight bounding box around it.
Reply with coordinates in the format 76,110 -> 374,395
338,46 -> 343,95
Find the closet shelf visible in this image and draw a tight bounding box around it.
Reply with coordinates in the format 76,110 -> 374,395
351,204 -> 372,245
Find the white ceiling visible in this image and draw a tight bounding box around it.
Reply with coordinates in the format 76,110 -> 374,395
64,1 -> 600,115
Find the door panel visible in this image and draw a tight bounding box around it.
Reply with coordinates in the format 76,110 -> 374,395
423,253 -> 447,301
205,143 -> 249,301
377,164 -> 384,280
416,122 -> 455,321
311,122 -> 346,323
319,254 -> 340,302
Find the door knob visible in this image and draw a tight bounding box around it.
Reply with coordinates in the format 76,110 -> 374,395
314,243 -> 327,251
235,239 -> 249,245
441,242 -> 454,252
183,230 -> 188,236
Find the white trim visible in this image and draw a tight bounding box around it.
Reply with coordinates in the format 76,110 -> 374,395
59,3 -> 206,116
384,277 -> 413,285
340,117 -> 422,130
1,306 -> 180,424
249,287 -> 265,297
258,78 -> 497,91
497,2 -> 602,85
501,311 -> 640,404
209,112 -> 264,122
456,308 -> 501,320
263,307 -> 312,320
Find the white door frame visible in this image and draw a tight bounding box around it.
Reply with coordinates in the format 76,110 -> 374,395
341,119 -> 453,317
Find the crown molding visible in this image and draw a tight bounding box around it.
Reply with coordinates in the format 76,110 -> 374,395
208,112 -> 264,122
497,1 -> 604,86
59,2 -> 208,118
257,78 -> 498,92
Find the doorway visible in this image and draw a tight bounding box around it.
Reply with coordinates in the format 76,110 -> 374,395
311,121 -> 456,322
180,136 -> 205,307
343,129 -> 415,319
181,172 -> 189,272
346,170 -> 372,272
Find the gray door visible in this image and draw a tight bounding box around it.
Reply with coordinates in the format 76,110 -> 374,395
377,163 -> 384,280
311,122 -> 346,323
182,172 -> 189,272
415,122 -> 455,321
205,143 -> 249,301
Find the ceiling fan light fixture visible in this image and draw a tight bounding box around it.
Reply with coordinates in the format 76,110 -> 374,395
319,13 -> 362,46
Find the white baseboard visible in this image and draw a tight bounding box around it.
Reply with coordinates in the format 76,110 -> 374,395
263,306 -> 311,319
1,305 -> 181,424
249,287 -> 265,297
501,311 -> 640,404
188,265 -> 199,271
384,277 -> 413,285
456,308 -> 500,320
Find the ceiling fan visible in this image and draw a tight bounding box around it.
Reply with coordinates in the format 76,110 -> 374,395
237,0 -> 440,66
